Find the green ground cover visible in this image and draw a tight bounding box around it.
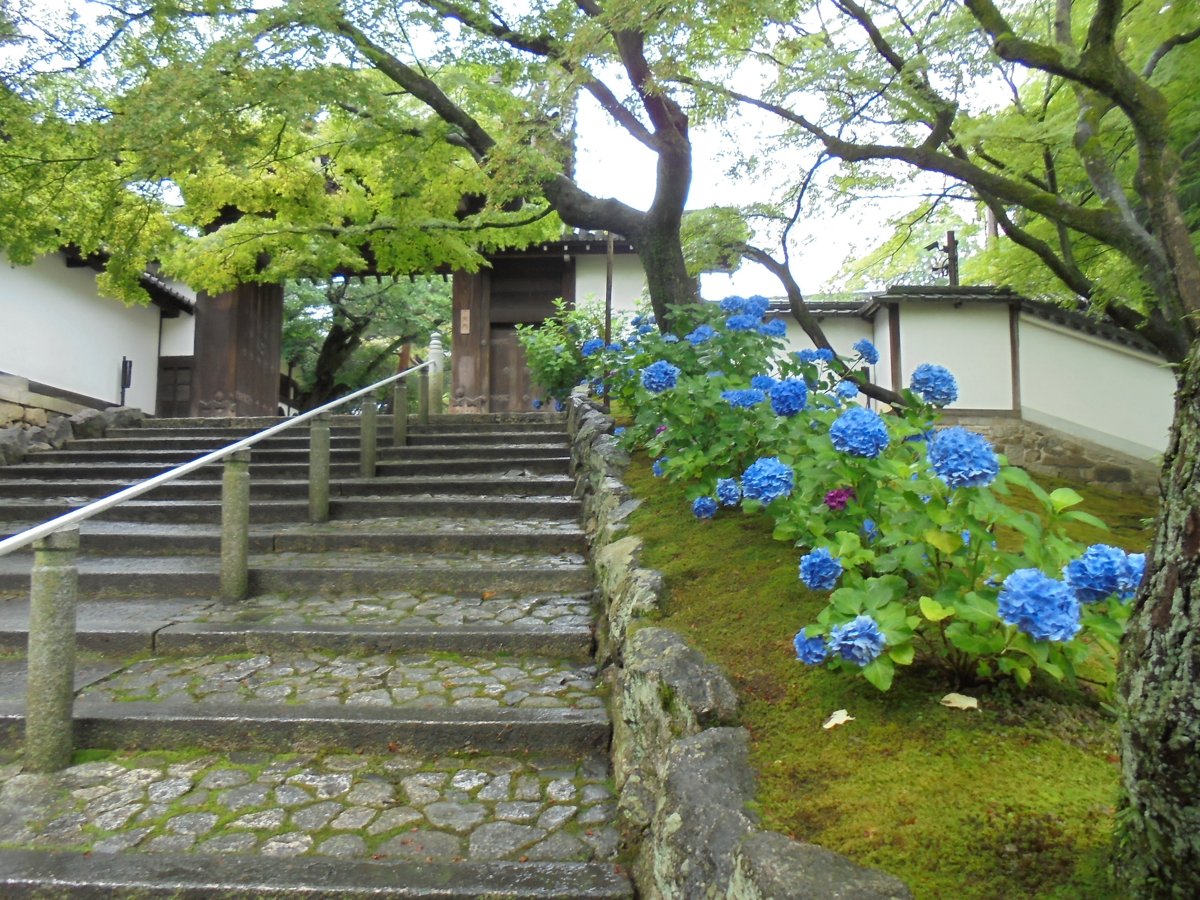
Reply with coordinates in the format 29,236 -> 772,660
623,458 -> 1156,899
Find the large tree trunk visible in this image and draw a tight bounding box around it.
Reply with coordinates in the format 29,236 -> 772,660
1117,342 -> 1200,895
633,224 -> 697,328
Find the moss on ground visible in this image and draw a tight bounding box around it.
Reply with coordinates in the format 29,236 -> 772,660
624,459 -> 1156,899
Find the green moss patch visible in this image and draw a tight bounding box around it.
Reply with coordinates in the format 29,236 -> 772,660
624,460 -> 1150,899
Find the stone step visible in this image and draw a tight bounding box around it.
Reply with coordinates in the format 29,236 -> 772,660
0,550 -> 592,598
0,474 -> 576,502
26,444 -> 570,466
0,592 -> 596,659
0,456 -> 572,481
145,412 -> 566,429
0,495 -> 582,527
71,431 -> 568,452
0,851 -> 631,898
0,748 -> 626,896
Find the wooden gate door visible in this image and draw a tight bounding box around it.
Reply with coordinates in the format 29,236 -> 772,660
488,325 -> 534,412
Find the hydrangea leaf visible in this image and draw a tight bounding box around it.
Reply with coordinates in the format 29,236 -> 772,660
923,529 -> 962,555
1048,487 -> 1085,513
919,595 -> 956,622
944,623 -> 1006,656
861,656 -> 895,691
1063,510 -> 1111,531
888,642 -> 915,665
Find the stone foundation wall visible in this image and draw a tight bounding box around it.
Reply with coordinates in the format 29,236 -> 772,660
567,392 -> 910,900
0,395 -> 144,467
940,412 -> 1160,496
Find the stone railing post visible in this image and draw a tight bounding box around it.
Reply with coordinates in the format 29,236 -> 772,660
220,449 -> 251,601
392,378 -> 409,447
360,395 -> 378,478
25,527 -> 79,772
429,332 -> 445,416
309,412 -> 331,523
418,366 -> 430,425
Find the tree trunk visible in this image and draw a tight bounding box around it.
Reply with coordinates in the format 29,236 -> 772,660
633,224 -> 698,329
1117,341 -> 1200,896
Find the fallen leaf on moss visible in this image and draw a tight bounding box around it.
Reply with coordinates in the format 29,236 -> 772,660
940,693 -> 980,711
822,708 -> 855,729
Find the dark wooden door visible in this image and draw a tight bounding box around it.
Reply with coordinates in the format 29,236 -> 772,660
155,356 -> 193,418
488,326 -> 535,412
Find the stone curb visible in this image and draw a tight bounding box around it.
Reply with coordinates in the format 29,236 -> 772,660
567,391 -> 911,899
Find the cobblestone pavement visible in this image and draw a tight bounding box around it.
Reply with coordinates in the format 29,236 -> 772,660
250,549 -> 588,571
0,751 -> 618,862
190,591 -> 594,629
76,652 -> 606,710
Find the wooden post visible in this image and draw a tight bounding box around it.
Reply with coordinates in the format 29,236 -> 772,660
418,367 -> 430,425
220,450 -> 252,601
25,527 -> 79,772
392,379 -> 408,446
360,396 -> 378,478
309,413 -> 331,523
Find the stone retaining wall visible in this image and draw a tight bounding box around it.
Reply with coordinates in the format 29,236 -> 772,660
567,392 -> 910,899
0,402 -> 143,466
941,412 -> 1160,496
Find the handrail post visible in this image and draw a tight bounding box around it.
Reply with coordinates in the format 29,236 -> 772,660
418,366 -> 430,425
392,378 -> 408,446
360,396 -> 378,478
220,449 -> 252,601
429,332 -> 444,416
26,526 -> 79,772
309,413 -> 331,523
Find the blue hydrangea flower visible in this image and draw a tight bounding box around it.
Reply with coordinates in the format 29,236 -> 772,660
652,457 -> 668,477
608,342 -> 623,352
726,314 -> 760,331
927,427 -> 999,489
554,399 -> 565,412
580,337 -> 605,357
770,378 -> 808,416
829,407 -> 890,458
962,530 -> 972,546
853,338 -> 880,365
720,296 -> 747,313
613,426 -> 626,436
692,496 -> 718,520
532,398 -> 544,410
1064,544 -> 1131,603
758,319 -> 788,337
835,380 -> 859,400
796,349 -> 820,363
997,569 -> 1081,642
910,363 -> 958,406
686,324 -> 716,344
641,360 -> 680,394
1119,553 -> 1146,601
716,477 -> 741,507
744,295 -> 771,317
828,615 -> 887,666
794,629 -> 828,665
637,324 -> 654,335
799,547 -> 843,591
862,518 -> 878,544
722,388 -> 766,408
663,334 -> 680,343
751,375 -> 777,391
815,348 -> 835,362
741,457 -> 794,504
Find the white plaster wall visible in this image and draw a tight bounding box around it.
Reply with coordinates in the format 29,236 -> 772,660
1018,315 -> 1174,459
0,253 -> 161,410
895,303 -> 1013,410
575,255 -> 647,315
159,313 -> 195,357
873,307 -> 895,394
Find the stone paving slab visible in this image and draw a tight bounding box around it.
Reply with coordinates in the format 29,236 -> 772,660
0,750 -> 620,866
0,599 -> 212,653
0,660 -> 124,705
189,591 -> 594,630
74,651 -> 604,712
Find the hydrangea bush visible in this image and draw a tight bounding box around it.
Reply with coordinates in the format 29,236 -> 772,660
524,296 -> 1140,693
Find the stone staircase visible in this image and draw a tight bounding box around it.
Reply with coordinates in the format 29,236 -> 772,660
0,414 -> 630,897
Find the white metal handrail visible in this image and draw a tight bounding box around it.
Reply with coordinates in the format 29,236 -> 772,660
0,360 -> 433,557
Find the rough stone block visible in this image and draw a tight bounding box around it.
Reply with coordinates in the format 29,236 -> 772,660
0,401 -> 24,427
44,416 -> 73,449
729,832 -> 912,899
22,407 -> 47,428
104,406 -> 145,429
69,409 -> 107,439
